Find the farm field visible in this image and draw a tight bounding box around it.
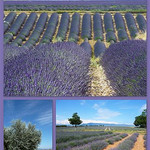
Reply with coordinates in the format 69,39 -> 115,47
56,126 -> 146,150
3,4 -> 147,96
4,10 -> 147,47
56,100 -> 147,150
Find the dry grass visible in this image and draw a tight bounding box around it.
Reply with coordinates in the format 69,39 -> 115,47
135,32 -> 147,40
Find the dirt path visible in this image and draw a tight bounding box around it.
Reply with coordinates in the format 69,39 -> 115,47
87,63 -> 116,96
103,135 -> 131,150
132,134 -> 145,150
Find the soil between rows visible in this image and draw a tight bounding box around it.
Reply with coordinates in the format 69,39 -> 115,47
104,134 -> 131,150
132,134 -> 145,150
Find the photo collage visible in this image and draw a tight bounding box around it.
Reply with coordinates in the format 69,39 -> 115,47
0,0 -> 149,149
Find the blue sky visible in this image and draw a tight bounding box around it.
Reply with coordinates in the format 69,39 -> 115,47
56,100 -> 146,126
4,100 -> 52,149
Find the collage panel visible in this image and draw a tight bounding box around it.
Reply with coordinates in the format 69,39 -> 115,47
1,0 -> 149,149
4,99 -> 53,150
56,99 -> 147,150
3,1 -> 147,97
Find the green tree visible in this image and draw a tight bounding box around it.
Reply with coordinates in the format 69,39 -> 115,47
134,109 -> 147,128
68,113 -> 82,127
4,120 -> 41,150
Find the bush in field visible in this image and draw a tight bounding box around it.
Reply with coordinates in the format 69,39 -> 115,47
101,40 -> 146,96
4,120 -> 41,150
4,42 -> 90,96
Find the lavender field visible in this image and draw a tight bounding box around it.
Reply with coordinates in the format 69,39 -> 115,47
56,126 -> 146,150
3,4 -> 147,96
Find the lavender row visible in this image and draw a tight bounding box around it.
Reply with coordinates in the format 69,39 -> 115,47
114,13 -> 125,31
106,31 -> 117,43
81,13 -> 91,40
104,13 -> 116,43
4,4 -> 147,11
106,133 -> 128,145
114,13 -> 128,41
4,42 -> 90,96
80,39 -> 92,57
68,13 -> 80,42
117,29 -> 129,41
56,133 -> 119,150
125,13 -> 138,38
72,133 -> 127,150
136,14 -> 147,33
56,12 -> 70,41
23,13 -> 48,48
143,134 -> 146,148
101,40 -> 146,96
4,12 -> 16,33
94,40 -> 106,58
104,13 -> 114,32
3,12 -> 146,46
110,133 -> 139,150
40,13 -> 58,44
11,12 -> 37,47
93,13 -> 104,41
56,131 -> 112,143
7,13 -> 27,36
4,13 -> 27,44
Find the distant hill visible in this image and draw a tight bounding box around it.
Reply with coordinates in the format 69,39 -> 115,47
57,123 -> 134,127
38,149 -> 51,150
81,123 -> 134,127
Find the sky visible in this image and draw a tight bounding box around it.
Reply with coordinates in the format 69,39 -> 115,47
4,100 -> 52,149
56,100 -> 146,126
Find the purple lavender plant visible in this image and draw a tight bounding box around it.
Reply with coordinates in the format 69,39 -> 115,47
4,42 -> 90,96
101,40 -> 146,96
110,133 -> 139,150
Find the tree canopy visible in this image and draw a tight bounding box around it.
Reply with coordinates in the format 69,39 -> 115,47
68,112 -> 82,127
4,120 -> 41,150
134,109 -> 146,128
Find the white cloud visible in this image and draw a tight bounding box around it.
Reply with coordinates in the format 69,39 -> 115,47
93,104 -> 99,109
140,104 -> 146,112
56,119 -> 126,125
25,101 -> 40,109
36,110 -> 52,125
92,104 -> 121,120
82,119 -> 118,124
57,119 -> 69,125
80,100 -> 86,105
